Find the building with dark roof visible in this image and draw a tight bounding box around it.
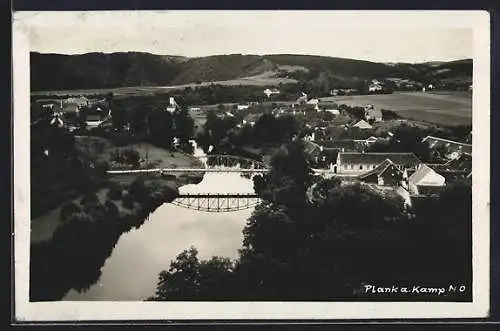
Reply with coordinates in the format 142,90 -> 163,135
422,135 -> 472,159
358,159 -> 404,186
336,152 -> 421,174
425,152 -> 472,179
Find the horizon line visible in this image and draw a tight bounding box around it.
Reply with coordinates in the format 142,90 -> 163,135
29,51 -> 473,65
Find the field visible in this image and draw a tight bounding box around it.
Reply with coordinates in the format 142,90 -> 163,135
31,72 -> 297,98
320,91 -> 472,126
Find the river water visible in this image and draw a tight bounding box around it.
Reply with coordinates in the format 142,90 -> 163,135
64,143 -> 255,301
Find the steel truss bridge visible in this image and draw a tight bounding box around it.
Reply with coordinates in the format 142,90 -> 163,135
171,193 -> 260,212
107,154 -> 352,212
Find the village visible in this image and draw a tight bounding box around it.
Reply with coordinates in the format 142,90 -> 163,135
31,82 -> 472,210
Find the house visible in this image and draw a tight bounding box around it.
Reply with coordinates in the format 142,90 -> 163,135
422,135 -> 472,159
336,152 -> 421,174
65,96 -> 89,108
352,119 -> 373,130
60,103 -> 80,114
314,146 -> 340,170
242,113 -> 261,127
316,139 -> 363,153
237,104 -> 250,111
324,109 -> 340,115
358,159 -> 404,186
296,92 -> 308,104
85,109 -> 112,129
264,88 -> 280,98
166,97 -> 179,113
368,84 -> 383,93
359,136 -> 380,146
307,98 -> 319,106
406,163 -> 445,196
426,152 -> 472,180
365,107 -> 383,122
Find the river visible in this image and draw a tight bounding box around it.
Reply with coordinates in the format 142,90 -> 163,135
64,143 -> 255,301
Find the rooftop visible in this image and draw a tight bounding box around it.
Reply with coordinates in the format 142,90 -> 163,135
359,159 -> 400,179
422,135 -> 472,154
338,152 -> 421,166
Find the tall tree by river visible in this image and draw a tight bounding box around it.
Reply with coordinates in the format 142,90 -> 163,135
149,141 -> 472,301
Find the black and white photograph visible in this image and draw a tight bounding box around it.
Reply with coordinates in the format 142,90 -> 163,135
13,10 -> 490,321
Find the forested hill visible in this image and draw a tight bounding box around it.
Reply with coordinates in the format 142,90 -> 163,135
30,51 -> 472,91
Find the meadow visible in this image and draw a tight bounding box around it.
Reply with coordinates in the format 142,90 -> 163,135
321,91 -> 472,126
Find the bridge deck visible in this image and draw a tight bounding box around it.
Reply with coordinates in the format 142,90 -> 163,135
177,193 -> 259,198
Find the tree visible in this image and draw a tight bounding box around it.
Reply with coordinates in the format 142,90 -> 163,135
60,202 -> 82,223
122,193 -> 134,209
173,106 -> 195,149
107,182 -> 123,200
151,142 -> 471,301
146,108 -> 174,149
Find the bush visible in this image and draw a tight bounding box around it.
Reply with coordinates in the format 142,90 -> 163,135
129,177 -> 149,202
60,202 -> 81,222
122,193 -> 134,209
80,192 -> 99,206
94,160 -> 110,175
107,182 -> 123,200
122,148 -> 140,167
105,200 -> 120,219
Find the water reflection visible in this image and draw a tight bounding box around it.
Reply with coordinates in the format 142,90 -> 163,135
64,144 -> 255,301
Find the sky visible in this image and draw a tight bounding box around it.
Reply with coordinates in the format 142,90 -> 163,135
18,11 -> 474,63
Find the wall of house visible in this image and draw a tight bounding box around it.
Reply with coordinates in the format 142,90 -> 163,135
379,165 -> 403,186
337,162 -> 378,174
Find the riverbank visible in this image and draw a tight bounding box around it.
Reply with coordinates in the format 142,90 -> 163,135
30,165 -> 204,301
31,144 -> 204,244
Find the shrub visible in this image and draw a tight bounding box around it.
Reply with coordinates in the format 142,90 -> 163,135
122,148 -> 140,167
122,193 -> 134,209
107,182 -> 123,200
105,200 -> 120,219
80,192 -> 99,206
60,202 -> 81,222
129,177 -> 149,202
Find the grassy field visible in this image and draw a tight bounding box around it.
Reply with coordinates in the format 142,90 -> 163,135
320,91 -> 472,126
31,72 -> 297,98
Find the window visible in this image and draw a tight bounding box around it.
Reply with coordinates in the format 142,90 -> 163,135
360,165 -> 363,170
350,165 -> 353,170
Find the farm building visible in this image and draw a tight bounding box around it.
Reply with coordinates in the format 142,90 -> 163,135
358,159 -> 404,186
365,107 -> 383,122
406,163 -> 445,196
316,139 -> 364,153
426,152 -> 472,180
352,119 -> 373,129
296,92 -> 308,104
315,147 -> 340,170
166,97 -> 179,113
324,109 -> 340,115
422,135 -> 472,159
60,103 -> 80,114
237,104 -> 250,111
263,88 -> 280,98
65,96 -> 90,108
336,152 -> 421,174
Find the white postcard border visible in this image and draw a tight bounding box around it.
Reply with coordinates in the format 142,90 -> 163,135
13,10 -> 490,321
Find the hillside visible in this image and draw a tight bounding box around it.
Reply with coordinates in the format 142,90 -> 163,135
30,52 -> 472,91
